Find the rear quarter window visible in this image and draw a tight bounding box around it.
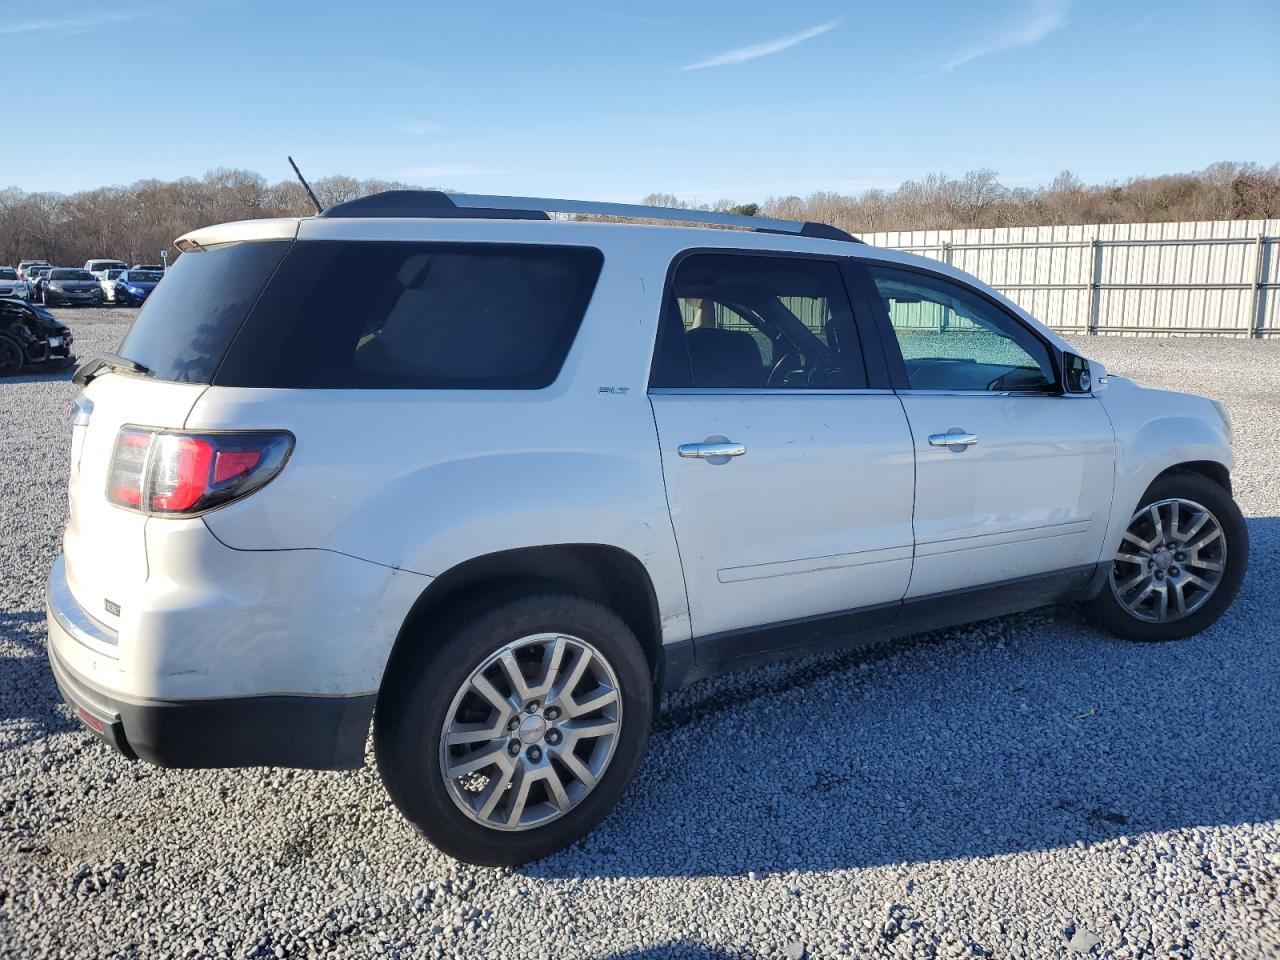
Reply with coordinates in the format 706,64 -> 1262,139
215,241 -> 603,390
118,240 -> 292,383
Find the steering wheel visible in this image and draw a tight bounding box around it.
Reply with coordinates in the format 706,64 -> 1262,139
767,350 -> 803,387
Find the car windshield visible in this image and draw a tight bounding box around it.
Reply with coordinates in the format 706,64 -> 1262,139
130,272 -> 163,283
107,270 -> 123,280
51,270 -> 93,281
0,269 -> 17,280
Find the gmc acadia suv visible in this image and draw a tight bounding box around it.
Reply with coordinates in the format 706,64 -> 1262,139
46,191 -> 1247,866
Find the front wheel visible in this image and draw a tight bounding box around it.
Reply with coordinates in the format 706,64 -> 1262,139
374,591 -> 652,866
1087,472 -> 1248,641
0,336 -> 24,376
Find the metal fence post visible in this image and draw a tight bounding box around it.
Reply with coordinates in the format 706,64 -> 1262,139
1249,234 -> 1266,338
940,241 -> 952,332
1087,238 -> 1103,335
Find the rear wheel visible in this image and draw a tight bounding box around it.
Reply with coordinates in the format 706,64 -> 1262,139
374,591 -> 652,866
0,336 -> 24,376
1087,472 -> 1247,641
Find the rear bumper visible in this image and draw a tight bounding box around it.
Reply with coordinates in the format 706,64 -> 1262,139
46,556 -> 374,769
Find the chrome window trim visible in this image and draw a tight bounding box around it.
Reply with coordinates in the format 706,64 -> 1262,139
648,387 -> 895,397
894,389 -> 1068,398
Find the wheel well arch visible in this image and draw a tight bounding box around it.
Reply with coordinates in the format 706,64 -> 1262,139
381,544 -> 664,693
1151,460 -> 1231,496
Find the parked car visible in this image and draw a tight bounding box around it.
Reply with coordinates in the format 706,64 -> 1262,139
18,260 -> 50,281
43,268 -> 105,307
84,259 -> 128,279
48,192 -> 1247,866
112,269 -> 163,306
99,269 -> 126,303
0,297 -> 74,375
27,265 -> 54,301
0,266 -> 29,300
131,264 -> 165,272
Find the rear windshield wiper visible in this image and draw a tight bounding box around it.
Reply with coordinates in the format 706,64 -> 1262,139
73,354 -> 153,386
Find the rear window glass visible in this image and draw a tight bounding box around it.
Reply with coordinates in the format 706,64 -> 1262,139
118,240 -> 291,383
215,241 -> 603,390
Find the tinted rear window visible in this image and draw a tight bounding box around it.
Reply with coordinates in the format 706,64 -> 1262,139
118,240 -> 290,383
215,241 -> 603,389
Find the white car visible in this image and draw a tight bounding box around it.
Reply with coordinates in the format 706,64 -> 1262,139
47,193 -> 1246,866
0,266 -> 29,300
84,258 -> 128,280
99,269 -> 125,302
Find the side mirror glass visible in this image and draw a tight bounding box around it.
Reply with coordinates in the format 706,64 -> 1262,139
1063,353 -> 1094,394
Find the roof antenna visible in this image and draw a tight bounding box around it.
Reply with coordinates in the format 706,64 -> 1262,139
288,156 -> 324,214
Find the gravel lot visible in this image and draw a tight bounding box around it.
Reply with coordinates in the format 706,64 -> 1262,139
2,308 -> 1278,959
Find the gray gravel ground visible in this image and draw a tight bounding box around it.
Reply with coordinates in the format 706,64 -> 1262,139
2,310 -> 1278,959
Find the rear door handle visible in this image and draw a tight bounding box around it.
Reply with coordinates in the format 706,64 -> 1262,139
928,432 -> 979,447
678,441 -> 747,459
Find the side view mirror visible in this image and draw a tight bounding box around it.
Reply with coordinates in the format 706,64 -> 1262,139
1090,360 -> 1107,392
1062,352 -> 1105,394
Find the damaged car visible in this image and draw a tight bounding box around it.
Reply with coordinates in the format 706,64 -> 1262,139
0,298 -> 75,376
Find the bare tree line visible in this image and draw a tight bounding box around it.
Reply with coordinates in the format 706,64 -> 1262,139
0,170 -> 415,267
2,162 -> 1277,267
646,162 -> 1280,235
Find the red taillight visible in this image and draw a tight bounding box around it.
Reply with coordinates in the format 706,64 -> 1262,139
106,428 -> 293,516
212,449 -> 261,485
150,435 -> 216,512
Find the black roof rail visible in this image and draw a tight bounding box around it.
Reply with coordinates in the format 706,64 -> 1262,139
319,190 -> 861,242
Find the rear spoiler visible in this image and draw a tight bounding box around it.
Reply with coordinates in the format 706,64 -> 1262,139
174,218 -> 300,253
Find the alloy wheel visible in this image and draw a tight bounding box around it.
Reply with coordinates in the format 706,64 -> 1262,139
439,633 -> 622,831
1110,497 -> 1227,623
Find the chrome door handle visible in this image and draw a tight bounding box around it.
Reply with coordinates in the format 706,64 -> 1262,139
678,441 -> 747,459
929,432 -> 979,447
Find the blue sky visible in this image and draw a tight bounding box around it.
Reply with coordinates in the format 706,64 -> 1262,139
5,0 -> 1277,201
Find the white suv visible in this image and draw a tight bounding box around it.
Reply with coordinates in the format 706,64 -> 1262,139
47,192 -> 1247,866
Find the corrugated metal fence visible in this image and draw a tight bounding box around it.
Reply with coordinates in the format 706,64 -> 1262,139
862,219 -> 1280,337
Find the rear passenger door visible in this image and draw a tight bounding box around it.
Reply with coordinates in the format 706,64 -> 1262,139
648,252 -> 916,657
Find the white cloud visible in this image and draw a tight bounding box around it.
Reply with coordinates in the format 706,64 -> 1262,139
679,18 -> 840,71
387,118 -> 443,136
939,0 -> 1069,73
0,10 -> 145,35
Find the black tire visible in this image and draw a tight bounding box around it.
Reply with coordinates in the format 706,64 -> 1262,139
374,590 -> 652,866
1087,472 -> 1247,641
0,336 -> 24,376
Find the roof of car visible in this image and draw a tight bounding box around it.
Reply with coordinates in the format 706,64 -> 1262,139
175,191 -> 862,251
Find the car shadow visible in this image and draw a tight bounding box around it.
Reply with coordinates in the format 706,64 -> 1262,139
597,945 -> 745,960
526,515 -> 1280,880
0,608 -> 78,756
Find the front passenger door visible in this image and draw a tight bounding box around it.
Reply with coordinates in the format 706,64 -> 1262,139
858,263 -> 1115,599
